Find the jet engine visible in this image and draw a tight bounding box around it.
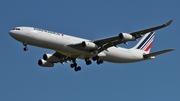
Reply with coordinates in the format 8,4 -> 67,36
119,33 -> 136,41
43,54 -> 59,62
81,41 -> 98,49
38,59 -> 54,67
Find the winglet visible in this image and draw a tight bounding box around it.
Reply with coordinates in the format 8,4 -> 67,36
165,20 -> 173,26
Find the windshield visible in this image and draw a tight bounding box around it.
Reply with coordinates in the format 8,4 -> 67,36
13,28 -> 20,30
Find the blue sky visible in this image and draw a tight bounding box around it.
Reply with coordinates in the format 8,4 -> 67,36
0,0 -> 179,101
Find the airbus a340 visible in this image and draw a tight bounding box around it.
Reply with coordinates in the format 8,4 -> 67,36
9,20 -> 174,72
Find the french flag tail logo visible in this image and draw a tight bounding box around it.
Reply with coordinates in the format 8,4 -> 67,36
133,32 -> 155,53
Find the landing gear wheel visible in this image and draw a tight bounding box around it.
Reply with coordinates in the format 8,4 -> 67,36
97,61 -> 100,65
92,57 -> 96,61
86,60 -> 92,65
85,58 -> 92,65
92,56 -> 99,61
23,47 -> 28,51
23,42 -> 28,51
97,60 -> 103,65
74,66 -> 81,72
70,64 -> 74,68
99,60 -> 103,64
70,63 -> 77,68
73,63 -> 77,67
77,66 -> 81,71
74,67 -> 79,72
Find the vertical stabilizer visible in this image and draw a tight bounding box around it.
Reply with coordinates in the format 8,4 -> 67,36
132,32 -> 155,53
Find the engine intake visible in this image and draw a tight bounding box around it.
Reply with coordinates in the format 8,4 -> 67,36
38,59 -> 54,67
82,41 -> 98,49
43,54 -> 59,62
119,33 -> 136,41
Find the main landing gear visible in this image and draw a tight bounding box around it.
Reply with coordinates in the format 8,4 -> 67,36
23,42 -> 28,51
85,57 -> 103,65
69,56 -> 104,72
92,56 -> 104,65
70,61 -> 81,72
96,59 -> 103,65
85,58 -> 92,65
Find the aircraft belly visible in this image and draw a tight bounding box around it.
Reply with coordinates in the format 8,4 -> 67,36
57,45 -> 94,59
103,47 -> 143,63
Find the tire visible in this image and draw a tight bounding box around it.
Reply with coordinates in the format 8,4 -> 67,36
74,67 -> 78,72
77,66 -> 81,71
23,47 -> 28,51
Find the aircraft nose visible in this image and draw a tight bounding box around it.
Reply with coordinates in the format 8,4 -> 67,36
9,27 -> 21,37
9,30 -> 15,37
9,29 -> 20,39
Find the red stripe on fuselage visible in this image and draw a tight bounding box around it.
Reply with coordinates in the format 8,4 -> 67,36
145,42 -> 152,51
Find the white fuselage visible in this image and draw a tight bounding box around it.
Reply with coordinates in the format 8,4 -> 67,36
9,27 -> 145,63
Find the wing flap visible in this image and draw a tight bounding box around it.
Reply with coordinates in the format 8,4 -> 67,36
54,51 -> 76,63
143,48 -> 174,58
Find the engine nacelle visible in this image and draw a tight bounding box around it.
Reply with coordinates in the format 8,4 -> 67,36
81,41 -> 98,49
38,59 -> 54,67
119,33 -> 136,41
43,54 -> 59,62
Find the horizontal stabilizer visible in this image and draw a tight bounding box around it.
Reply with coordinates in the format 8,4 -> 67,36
143,49 -> 174,58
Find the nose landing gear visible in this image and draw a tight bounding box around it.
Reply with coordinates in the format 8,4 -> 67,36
23,43 -> 28,51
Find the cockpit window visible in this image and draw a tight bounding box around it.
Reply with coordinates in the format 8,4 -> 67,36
13,28 -> 20,30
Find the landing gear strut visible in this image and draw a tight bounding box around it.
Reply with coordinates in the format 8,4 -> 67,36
23,43 -> 28,51
70,61 -> 81,72
70,62 -> 77,68
92,55 -> 99,61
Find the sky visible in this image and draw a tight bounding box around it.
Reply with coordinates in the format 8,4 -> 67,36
0,0 -> 179,101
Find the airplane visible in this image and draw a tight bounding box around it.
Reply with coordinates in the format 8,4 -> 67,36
9,20 -> 174,72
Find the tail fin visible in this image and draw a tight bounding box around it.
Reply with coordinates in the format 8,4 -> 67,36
132,32 -> 155,53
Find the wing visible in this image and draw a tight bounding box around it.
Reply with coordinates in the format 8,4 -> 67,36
68,20 -> 173,53
38,51 -> 77,67
53,51 -> 76,63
